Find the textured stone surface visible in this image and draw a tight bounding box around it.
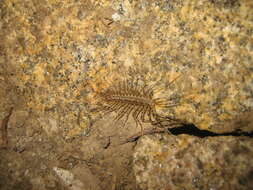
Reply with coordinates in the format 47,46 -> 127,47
0,0 -> 253,189
0,108 -> 137,190
1,0 -> 252,135
134,134 -> 253,190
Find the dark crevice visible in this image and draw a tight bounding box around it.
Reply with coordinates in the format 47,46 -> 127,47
121,124 -> 253,145
168,124 -> 253,138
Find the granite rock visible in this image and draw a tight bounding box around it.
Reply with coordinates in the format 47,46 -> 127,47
0,0 -> 253,189
1,0 -> 252,135
134,134 -> 253,190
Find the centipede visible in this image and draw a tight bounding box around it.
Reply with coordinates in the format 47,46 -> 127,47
92,73 -> 185,134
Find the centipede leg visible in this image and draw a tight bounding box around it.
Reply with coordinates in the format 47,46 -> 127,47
114,104 -> 132,123
148,107 -> 156,124
134,106 -> 144,135
140,105 -> 150,123
102,101 -> 124,115
132,106 -> 142,129
122,105 -> 134,127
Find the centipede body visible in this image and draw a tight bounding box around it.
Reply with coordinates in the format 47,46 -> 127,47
93,75 -> 184,134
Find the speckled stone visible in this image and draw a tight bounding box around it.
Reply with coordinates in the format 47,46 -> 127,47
0,0 -> 253,189
133,134 -> 253,190
1,0 -> 252,136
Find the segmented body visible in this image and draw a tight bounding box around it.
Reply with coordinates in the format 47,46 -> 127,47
105,95 -> 153,106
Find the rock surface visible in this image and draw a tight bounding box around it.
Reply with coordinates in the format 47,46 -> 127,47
1,0 -> 252,135
134,134 -> 253,190
0,0 -> 253,189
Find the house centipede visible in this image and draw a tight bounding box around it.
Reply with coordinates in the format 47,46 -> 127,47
93,75 -> 185,135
